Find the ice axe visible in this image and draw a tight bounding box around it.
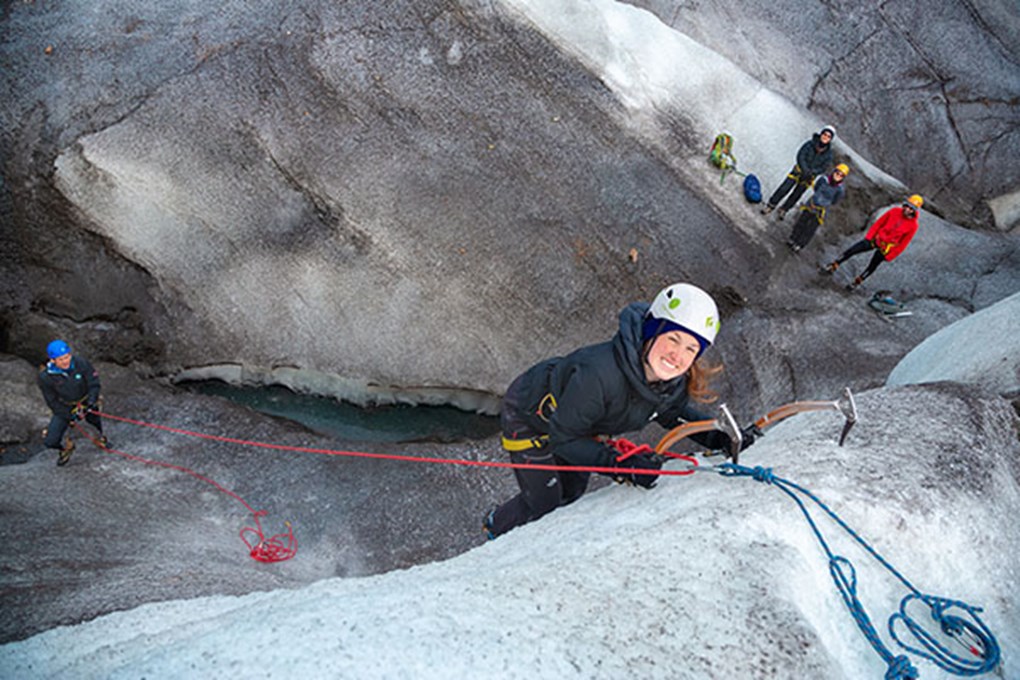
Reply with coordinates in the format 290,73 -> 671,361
752,386 -> 858,446
655,403 -> 744,464
654,388 -> 858,465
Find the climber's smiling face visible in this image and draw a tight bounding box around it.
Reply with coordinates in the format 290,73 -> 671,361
644,330 -> 700,383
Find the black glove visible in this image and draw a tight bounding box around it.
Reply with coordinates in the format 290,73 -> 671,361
739,424 -> 764,451
614,452 -> 663,489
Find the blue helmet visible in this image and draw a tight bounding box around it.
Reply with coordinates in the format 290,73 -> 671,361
47,339 -> 71,359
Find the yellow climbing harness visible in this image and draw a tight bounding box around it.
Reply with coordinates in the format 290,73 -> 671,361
501,434 -> 549,452
501,392 -> 558,451
787,164 -> 813,189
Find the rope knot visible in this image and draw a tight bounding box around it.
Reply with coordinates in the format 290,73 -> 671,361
925,595 -> 970,636
750,465 -> 775,484
884,655 -> 918,680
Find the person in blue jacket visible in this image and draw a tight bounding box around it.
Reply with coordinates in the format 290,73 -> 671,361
787,163 -> 849,252
761,125 -> 836,220
483,283 -> 754,538
37,339 -> 108,466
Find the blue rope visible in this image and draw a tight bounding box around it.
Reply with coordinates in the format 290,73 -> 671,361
717,463 -> 1000,678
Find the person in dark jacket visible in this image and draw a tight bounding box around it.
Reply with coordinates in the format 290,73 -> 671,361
825,194 -> 923,290
761,125 -> 836,220
37,339 -> 108,466
483,283 -> 755,538
787,163 -> 849,252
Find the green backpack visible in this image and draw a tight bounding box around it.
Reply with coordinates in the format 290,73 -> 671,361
709,133 -> 735,171
708,133 -> 742,184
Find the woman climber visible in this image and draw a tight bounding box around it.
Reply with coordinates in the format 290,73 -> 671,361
483,283 -> 756,538
786,163 -> 849,252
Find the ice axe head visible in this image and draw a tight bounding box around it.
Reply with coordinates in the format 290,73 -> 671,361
836,387 -> 857,446
716,403 -> 742,464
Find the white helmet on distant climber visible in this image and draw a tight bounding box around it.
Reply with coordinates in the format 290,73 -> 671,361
643,283 -> 720,355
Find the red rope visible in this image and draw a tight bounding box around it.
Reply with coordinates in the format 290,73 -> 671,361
70,421 -> 296,563
241,510 -> 297,563
93,410 -> 700,478
78,410 -> 703,563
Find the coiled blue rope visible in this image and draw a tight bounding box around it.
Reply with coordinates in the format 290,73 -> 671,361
717,463 -> 1000,679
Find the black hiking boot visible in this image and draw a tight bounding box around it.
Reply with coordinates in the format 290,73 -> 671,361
776,208 -> 787,221
846,276 -> 863,291
96,436 -> 110,449
786,240 -> 801,253
760,204 -> 774,216
824,261 -> 839,274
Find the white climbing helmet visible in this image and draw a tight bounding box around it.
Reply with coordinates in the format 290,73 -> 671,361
820,124 -> 836,139
645,282 -> 720,349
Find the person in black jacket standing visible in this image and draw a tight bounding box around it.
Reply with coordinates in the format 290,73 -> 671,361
37,339 -> 108,466
483,283 -> 754,538
761,125 -> 836,220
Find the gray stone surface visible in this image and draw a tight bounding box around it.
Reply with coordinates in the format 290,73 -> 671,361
0,356 -> 518,643
625,0 -> 1020,231
3,0 -> 768,397
887,290 -> 1020,397
2,0 -> 1020,647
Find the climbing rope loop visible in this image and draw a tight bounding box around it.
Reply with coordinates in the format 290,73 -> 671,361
889,594 -> 1000,677
717,462 -> 1000,679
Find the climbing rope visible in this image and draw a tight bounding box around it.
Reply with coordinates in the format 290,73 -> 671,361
92,410 -> 698,479
716,462 -> 1000,679
241,510 -> 297,563
69,420 -> 297,563
84,410 -> 1001,677
83,410 -> 692,561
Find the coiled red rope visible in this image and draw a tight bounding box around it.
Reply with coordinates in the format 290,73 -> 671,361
70,421 -> 296,562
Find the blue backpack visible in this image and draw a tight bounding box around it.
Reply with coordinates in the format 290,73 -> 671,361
743,173 -> 762,203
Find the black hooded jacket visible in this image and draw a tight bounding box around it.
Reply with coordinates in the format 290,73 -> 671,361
37,355 -> 101,417
795,133 -> 834,179
504,303 -> 727,467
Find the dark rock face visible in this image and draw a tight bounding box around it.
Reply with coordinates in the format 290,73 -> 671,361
625,0 -> 1020,231
2,0 -> 1018,408
3,0 -> 766,399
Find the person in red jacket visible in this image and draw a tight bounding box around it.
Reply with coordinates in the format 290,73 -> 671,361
824,194 -> 923,290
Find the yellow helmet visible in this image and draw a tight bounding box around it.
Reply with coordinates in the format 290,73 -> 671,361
834,163 -> 850,175
906,194 -> 924,209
